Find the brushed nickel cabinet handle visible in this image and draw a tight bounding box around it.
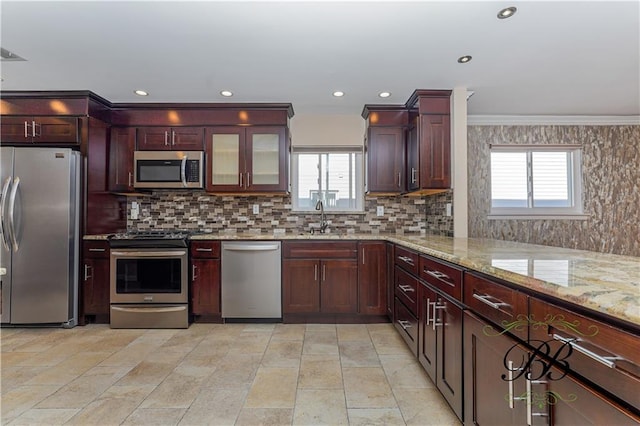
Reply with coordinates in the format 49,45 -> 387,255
192,264 -> 198,280
84,264 -> 92,280
472,293 -> 510,310
164,131 -> 168,146
552,334 -> 623,368
88,248 -> 106,252
398,284 -> 415,293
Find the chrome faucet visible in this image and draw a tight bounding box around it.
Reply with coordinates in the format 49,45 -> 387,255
315,200 -> 328,233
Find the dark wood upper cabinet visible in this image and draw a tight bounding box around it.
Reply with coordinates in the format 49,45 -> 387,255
109,127 -> 136,192
205,126 -> 288,193
136,126 -> 204,150
1,116 -> 80,145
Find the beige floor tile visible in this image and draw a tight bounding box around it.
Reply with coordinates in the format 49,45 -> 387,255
379,354 -> 434,389
347,408 -> 406,425
98,341 -> 172,367
180,388 -> 247,425
2,366 -> 49,392
366,323 -> 396,334
271,323 -> 306,341
0,351 -> 33,367
343,367 -> 396,409
293,389 -> 349,425
337,324 -> 373,342
302,332 -> 339,355
115,360 -> 176,386
36,366 -> 131,409
234,408 -> 293,426
370,331 -> 414,356
203,354 -> 262,389
25,352 -> 112,386
242,323 -> 277,332
227,332 -> 272,355
8,407 -> 80,425
306,323 -> 337,334
244,367 -> 298,408
339,340 -> 381,367
140,369 -> 207,408
261,340 -> 303,368
1,385 -> 61,424
65,384 -> 155,425
122,407 -> 186,425
298,355 -> 343,389
393,387 -> 460,426
10,330 -> 72,353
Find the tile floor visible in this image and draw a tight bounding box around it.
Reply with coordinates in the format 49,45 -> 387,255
1,323 -> 460,425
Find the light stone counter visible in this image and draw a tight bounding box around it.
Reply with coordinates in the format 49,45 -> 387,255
85,232 -> 640,327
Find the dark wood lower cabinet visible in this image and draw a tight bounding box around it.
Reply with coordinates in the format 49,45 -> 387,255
358,242 -> 387,315
418,281 -> 463,420
82,241 -> 110,323
283,259 -> 320,313
191,259 -> 220,317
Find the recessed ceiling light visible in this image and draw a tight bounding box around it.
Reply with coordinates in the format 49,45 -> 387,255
220,90 -> 233,97
497,7 -> 517,19
378,92 -> 391,98
134,90 -> 148,96
457,55 -> 472,64
333,91 -> 344,97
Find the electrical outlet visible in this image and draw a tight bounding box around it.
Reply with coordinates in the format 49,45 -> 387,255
376,206 -> 384,217
446,203 -> 452,217
253,204 -> 260,214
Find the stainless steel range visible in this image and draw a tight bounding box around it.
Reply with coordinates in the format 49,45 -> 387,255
108,231 -> 190,328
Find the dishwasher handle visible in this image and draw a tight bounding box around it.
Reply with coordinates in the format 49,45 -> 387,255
223,243 -> 280,252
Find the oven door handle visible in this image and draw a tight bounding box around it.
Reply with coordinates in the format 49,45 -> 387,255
111,306 -> 187,313
111,250 -> 187,257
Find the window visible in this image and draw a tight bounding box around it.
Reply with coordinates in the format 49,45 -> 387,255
489,145 -> 584,218
291,147 -> 364,212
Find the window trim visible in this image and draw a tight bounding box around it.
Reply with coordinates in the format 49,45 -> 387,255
290,146 -> 365,213
488,144 -> 587,220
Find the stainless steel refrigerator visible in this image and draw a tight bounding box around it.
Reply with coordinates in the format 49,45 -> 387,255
1,147 -> 80,327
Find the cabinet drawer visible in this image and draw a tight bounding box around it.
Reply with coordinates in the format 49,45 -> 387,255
394,297 -> 418,354
464,273 -> 528,341
190,241 -> 220,259
529,297 -> 640,410
283,241 -> 357,259
394,245 -> 419,275
394,266 -> 418,316
83,240 -> 109,258
419,255 -> 462,301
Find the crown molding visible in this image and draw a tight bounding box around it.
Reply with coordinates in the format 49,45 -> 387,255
467,115 -> 640,126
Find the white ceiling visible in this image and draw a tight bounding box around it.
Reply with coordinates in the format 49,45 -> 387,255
1,1 -> 639,116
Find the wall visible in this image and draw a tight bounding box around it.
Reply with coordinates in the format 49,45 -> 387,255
468,125 -> 640,257
290,114 -> 364,146
127,193 -> 453,236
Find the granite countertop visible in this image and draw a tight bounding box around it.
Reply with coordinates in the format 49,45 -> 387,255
84,232 -> 640,327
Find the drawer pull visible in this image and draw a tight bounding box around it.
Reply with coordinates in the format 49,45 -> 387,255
192,264 -> 198,280
88,248 -> 106,252
552,334 -> 623,368
398,284 -> 415,293
432,301 -> 446,330
424,269 -> 451,282
398,255 -> 415,266
196,248 -> 213,252
526,378 -> 549,425
472,293 -> 510,310
398,319 -> 412,330
83,264 -> 92,280
507,360 -> 526,409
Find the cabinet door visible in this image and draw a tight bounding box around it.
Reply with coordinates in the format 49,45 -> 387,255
420,114 -> 450,189
205,126 -> 244,192
136,127 -> 172,150
358,242 -> 387,315
283,259 -> 320,313
0,116 -> 79,144
320,259 -> 358,314
435,292 -> 463,419
406,117 -> 419,192
418,282 -> 438,380
245,126 -> 287,192
83,258 -> 110,316
109,127 -> 135,192
172,127 -> 204,150
367,127 -> 405,193
191,259 -> 220,315
464,311 -> 527,426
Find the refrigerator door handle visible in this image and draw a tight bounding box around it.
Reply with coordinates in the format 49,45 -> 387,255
8,177 -> 20,252
0,177 -> 12,251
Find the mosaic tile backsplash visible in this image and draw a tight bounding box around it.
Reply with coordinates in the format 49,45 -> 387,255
127,191 -> 454,236
468,125 -> 640,257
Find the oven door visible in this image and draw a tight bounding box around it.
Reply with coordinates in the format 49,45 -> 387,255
110,248 -> 188,304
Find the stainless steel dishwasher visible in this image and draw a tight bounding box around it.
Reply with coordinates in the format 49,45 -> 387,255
221,241 -> 282,320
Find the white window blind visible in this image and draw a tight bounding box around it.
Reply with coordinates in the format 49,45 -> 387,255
489,145 -> 584,218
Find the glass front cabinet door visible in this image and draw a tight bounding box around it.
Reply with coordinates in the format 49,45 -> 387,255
205,126 -> 287,193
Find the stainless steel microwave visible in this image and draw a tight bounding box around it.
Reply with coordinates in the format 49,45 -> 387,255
133,151 -> 204,189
